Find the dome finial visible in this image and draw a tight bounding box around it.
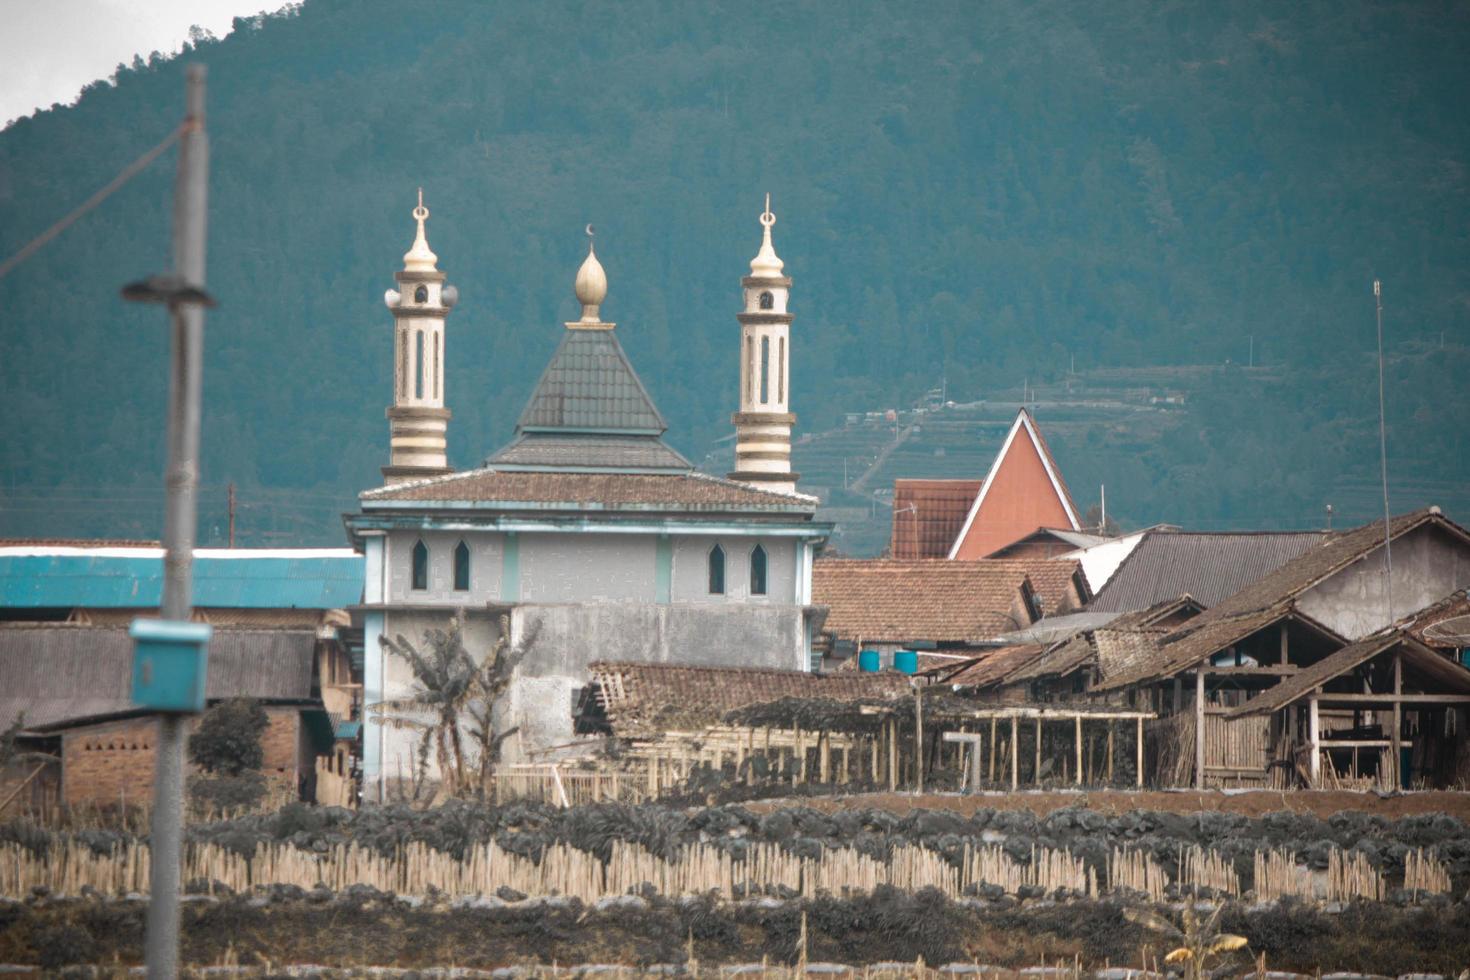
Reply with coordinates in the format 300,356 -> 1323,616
574,224 -> 608,324
403,187 -> 438,272
750,193 -> 784,277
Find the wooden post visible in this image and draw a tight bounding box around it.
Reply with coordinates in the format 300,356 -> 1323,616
1106,722 -> 1115,783
1392,653 -> 1403,789
1034,717 -> 1042,784
988,716 -> 997,782
1074,716 -> 1083,785
870,733 -> 879,784
1010,715 -> 1019,790
887,718 -> 897,792
914,688 -> 924,794
819,730 -> 830,784
1135,716 -> 1144,787
1194,669 -> 1206,790
1172,676 -> 1182,714
969,732 -> 982,793
1308,694 -> 1321,786
796,728 -> 806,783
1279,623 -> 1289,666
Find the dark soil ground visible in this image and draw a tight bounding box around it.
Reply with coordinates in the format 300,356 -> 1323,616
3,891 -> 1470,975
745,789 -> 1470,821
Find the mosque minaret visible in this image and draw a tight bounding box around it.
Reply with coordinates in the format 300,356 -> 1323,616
729,196 -> 798,494
381,190 -> 458,484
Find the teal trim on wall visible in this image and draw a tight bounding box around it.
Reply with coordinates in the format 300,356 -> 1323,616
655,534 -> 672,604
502,532 -> 521,602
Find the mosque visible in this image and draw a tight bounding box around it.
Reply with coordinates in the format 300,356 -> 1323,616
345,195 -> 831,799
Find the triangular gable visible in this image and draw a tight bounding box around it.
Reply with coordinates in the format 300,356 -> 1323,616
948,409 -> 1081,560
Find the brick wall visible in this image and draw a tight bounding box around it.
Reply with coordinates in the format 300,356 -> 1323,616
60,706 -> 311,806
62,718 -> 161,807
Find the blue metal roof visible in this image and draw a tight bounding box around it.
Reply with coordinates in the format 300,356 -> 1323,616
335,720 -> 362,740
0,549 -> 363,609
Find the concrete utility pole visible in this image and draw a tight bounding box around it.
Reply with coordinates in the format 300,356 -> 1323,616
134,64 -> 211,980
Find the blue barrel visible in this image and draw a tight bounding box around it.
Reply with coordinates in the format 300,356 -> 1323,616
858,649 -> 881,673
894,649 -> 918,675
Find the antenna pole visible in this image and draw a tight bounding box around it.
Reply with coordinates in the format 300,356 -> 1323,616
1374,280 -> 1393,620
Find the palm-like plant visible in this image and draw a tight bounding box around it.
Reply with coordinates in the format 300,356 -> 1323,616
372,613 -> 537,800
1125,904 -> 1248,980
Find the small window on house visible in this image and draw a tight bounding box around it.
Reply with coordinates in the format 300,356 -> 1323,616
759,290 -> 774,310
750,544 -> 768,596
414,284 -> 429,303
708,544 -> 726,595
453,540 -> 471,591
411,540 -> 428,591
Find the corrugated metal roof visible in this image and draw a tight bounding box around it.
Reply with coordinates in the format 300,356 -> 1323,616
1086,531 -> 1328,612
0,550 -> 363,609
514,329 -> 667,433
0,624 -> 317,731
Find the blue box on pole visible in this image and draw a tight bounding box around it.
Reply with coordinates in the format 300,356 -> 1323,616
130,619 -> 211,713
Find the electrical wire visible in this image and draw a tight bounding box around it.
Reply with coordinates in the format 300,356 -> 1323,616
0,123 -> 183,281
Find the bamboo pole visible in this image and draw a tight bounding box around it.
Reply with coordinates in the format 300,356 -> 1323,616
1136,716 -> 1144,787
914,688 -> 924,794
1195,669 -> 1206,790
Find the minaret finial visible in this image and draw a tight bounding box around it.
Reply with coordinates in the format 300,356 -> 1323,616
403,187 -> 438,272
573,223 -> 609,326
750,193 -> 783,277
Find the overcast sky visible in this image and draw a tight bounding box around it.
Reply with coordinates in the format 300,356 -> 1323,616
1,0 -> 277,127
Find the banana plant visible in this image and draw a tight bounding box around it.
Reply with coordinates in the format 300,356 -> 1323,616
1125,904 -> 1249,980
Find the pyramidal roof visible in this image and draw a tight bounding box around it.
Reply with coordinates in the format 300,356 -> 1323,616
485,325 -> 691,473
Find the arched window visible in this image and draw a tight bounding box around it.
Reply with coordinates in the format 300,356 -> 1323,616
760,337 -> 770,404
453,540 -> 470,591
708,544 -> 726,595
414,284 -> 429,303
411,540 -> 428,591
750,544 -> 767,596
759,290 -> 774,310
414,331 -> 425,399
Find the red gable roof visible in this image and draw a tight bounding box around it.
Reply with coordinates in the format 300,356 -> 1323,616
950,409 -> 1080,560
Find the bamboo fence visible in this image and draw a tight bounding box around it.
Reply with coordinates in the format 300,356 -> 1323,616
0,837 -> 1446,905
1108,847 -> 1167,903
1404,848 -> 1451,897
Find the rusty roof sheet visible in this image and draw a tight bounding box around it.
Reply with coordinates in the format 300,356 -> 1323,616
813,559 -> 1033,645
361,469 -> 818,512
586,660 -> 911,738
0,624 -> 317,731
890,480 -> 982,559
1086,530 -> 1328,612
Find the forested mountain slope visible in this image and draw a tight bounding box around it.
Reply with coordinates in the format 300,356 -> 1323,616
1,0 -> 1466,547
